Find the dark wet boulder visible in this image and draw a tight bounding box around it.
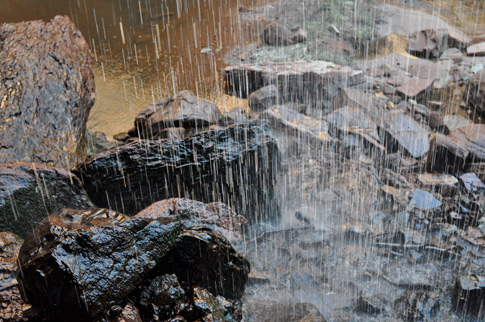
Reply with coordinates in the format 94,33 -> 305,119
379,111 -> 430,159
261,22 -> 295,46
394,292 -> 440,321
466,69 -> 485,114
135,198 -> 247,243
74,123 -> 280,222
163,227 -> 250,300
248,85 -> 278,111
17,208 -> 184,320
134,90 -> 222,140
0,16 -> 95,168
427,133 -> 469,172
136,274 -> 187,321
0,162 -> 93,238
396,78 -> 434,101
406,29 -> 449,59
224,62 -> 365,108
0,232 -> 30,322
452,275 -> 485,316
108,304 -> 143,322
447,124 -> 485,162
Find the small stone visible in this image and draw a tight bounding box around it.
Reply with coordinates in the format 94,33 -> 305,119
467,41 -> 485,56
459,173 -> 485,192
408,189 -> 442,211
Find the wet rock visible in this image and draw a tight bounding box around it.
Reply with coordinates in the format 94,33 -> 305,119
447,125 -> 485,162
0,232 -> 30,322
408,189 -> 442,211
380,111 -> 430,159
357,295 -> 389,314
466,69 -> 485,114
394,292 -> 440,321
134,90 -> 222,140
459,173 -> 485,192
136,274 -> 186,321
452,275 -> 485,316
109,304 -> 143,322
0,162 -> 93,238
325,107 -> 384,153
440,48 -> 463,60
135,198 -> 247,243
247,302 -> 326,322
190,286 -> 227,320
428,112 -> 446,132
468,162 -> 485,181
74,123 -> 279,222
332,88 -> 386,115
224,61 -> 365,108
383,262 -> 437,290
261,22 -> 295,46
418,173 -> 458,196
406,29 -> 449,59
87,131 -> 118,156
152,127 -> 186,140
396,78 -> 434,100
467,41 -> 485,56
443,115 -> 470,132
427,133 -> 469,172
0,16 -> 95,168
164,227 -> 250,300
262,106 -> 335,147
17,208 -> 184,320
248,85 -> 278,111
223,107 -> 248,122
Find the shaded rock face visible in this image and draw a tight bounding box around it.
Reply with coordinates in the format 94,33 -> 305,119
74,123 -> 280,222
134,90 -> 222,140
467,69 -> 485,114
0,162 -> 93,238
0,16 -> 95,169
17,208 -> 249,321
406,29 -> 449,59
135,198 -> 247,243
0,232 -> 30,322
224,61 -> 365,108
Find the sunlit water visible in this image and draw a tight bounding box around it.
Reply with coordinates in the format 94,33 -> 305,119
0,0 -> 253,138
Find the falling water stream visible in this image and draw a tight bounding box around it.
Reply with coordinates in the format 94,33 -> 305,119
1,0 -> 484,321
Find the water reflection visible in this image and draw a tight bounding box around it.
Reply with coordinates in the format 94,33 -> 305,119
0,0 -> 250,137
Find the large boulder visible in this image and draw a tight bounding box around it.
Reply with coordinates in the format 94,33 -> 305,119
0,16 -> 95,168
73,123 -> 280,222
135,198 -> 247,243
467,69 -> 485,114
0,162 -> 93,238
17,208 -> 249,321
134,90 -> 222,140
224,61 -> 365,108
406,29 -> 449,59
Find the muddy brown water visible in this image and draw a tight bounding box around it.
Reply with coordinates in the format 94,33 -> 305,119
0,0 -> 255,138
